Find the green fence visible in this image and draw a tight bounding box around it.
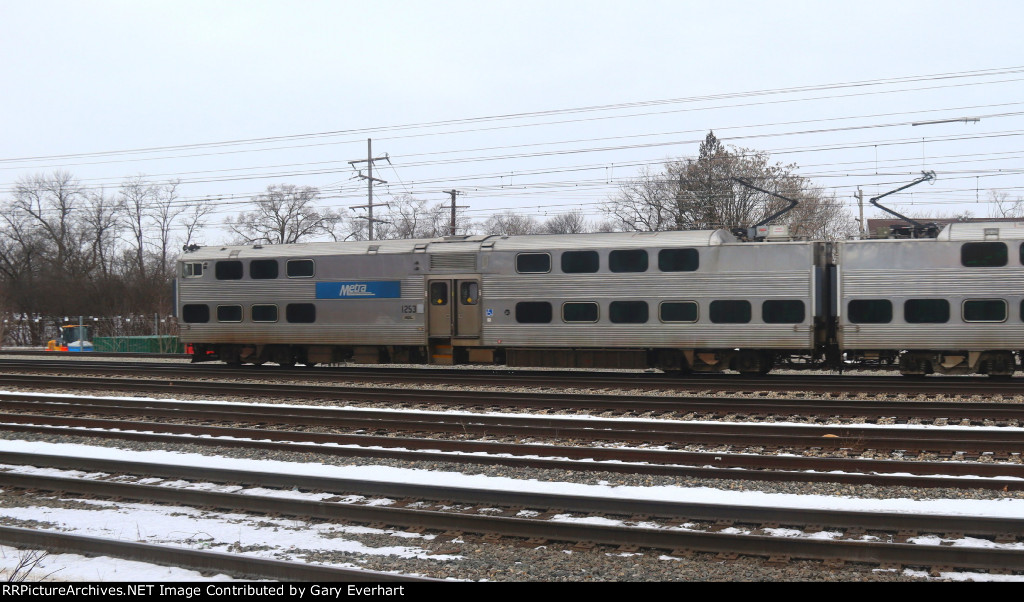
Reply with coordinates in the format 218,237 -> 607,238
92,335 -> 186,354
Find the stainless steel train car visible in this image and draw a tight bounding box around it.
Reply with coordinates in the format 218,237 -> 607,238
175,230 -> 831,373
836,221 -> 1024,376
175,221 -> 1024,376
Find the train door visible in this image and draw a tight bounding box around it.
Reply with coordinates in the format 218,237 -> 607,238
427,278 -> 481,339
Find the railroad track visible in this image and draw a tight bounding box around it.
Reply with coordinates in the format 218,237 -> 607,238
0,526 -> 430,582
1,374 -> 1023,425
4,356 -> 1024,396
2,363 -> 1023,579
2,452 -> 1022,575
1,392 -> 1022,490
3,392 -> 1022,456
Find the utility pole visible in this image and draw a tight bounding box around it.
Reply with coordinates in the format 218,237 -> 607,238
349,138 -> 390,241
855,188 -> 864,236
443,189 -> 467,236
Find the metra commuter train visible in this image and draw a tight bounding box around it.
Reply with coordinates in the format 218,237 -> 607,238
174,220 -> 1024,377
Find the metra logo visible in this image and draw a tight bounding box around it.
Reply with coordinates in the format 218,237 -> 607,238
316,281 -> 401,300
339,284 -> 371,296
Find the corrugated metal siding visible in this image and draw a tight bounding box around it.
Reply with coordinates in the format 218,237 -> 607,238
842,268 -> 1024,297
484,272 -> 811,298
483,324 -> 812,348
938,222 -> 1024,241
839,324 -> 1024,350
182,323 -> 424,346
490,230 -> 734,251
179,275 -> 426,346
838,237 -> 1024,350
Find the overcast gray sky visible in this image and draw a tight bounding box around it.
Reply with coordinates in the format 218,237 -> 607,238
2,0 -> 1023,241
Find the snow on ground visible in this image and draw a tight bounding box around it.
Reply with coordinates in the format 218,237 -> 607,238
1,388 -> 1023,581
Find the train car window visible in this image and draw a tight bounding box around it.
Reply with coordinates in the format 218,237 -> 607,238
250,259 -> 279,279
430,282 -> 448,306
762,300 -> 805,324
904,299 -> 950,323
216,305 -> 242,322
286,303 -> 316,323
659,301 -> 698,323
251,304 -> 279,323
562,302 -> 599,323
515,302 -> 552,323
181,304 -> 210,323
658,249 -> 699,272
961,242 -> 1007,267
460,282 -> 478,305
182,262 -> 204,278
561,251 -> 599,273
609,250 -> 648,273
709,300 -> 751,324
516,253 -> 551,273
215,260 -> 243,280
287,259 -> 315,278
609,301 -> 648,323
848,299 -> 892,323
963,299 -> 1007,322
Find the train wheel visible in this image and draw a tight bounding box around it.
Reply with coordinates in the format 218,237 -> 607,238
735,351 -> 772,375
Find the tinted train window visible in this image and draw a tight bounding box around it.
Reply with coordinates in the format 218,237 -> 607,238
762,300 -> 805,324
286,303 -> 316,323
182,304 -> 209,323
658,248 -> 699,272
710,300 -> 751,324
660,301 -> 698,323
287,259 -> 315,278
250,259 -> 279,279
460,282 -> 478,305
963,299 -> 1007,322
430,282 -> 448,306
609,250 -> 648,273
610,301 -> 648,323
516,253 -> 551,273
251,304 -> 278,322
848,299 -> 892,324
562,302 -> 599,323
561,251 -> 599,273
215,260 -> 243,280
961,242 -> 1007,267
217,305 -> 242,322
904,299 -> 950,323
516,302 -> 552,323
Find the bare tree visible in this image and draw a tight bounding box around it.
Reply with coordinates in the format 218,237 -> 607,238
12,171 -> 86,274
82,187 -> 123,279
150,180 -> 185,280
604,132 -> 852,238
987,189 -> 1024,218
374,195 -> 472,240
482,210 -> 541,236
179,199 -> 215,250
602,165 -> 676,232
119,174 -> 156,278
227,185 -> 340,244
542,210 -> 589,234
